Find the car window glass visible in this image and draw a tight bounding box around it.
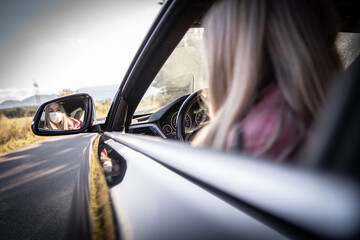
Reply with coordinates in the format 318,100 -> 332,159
336,32 -> 360,69
135,28 -> 207,115
134,31 -> 359,116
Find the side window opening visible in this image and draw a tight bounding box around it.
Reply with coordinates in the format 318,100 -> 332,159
135,28 -> 207,115
336,32 -> 360,69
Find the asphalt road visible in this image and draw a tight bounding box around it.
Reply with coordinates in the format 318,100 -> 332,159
0,133 -> 95,240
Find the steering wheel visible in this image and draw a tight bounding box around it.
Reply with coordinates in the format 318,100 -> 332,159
176,89 -> 209,141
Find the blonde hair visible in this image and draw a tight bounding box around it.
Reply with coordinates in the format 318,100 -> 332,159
44,102 -> 69,130
193,0 -> 341,150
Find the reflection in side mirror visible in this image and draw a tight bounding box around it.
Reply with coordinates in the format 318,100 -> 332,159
32,93 -> 95,136
39,100 -> 85,130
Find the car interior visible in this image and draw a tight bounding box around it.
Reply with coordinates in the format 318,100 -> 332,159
120,0 -> 360,172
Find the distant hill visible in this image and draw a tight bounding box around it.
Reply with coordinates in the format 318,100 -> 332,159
0,94 -> 59,109
77,84 -> 118,102
0,84 -> 119,109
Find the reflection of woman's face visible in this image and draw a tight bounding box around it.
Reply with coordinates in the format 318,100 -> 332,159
48,102 -> 63,124
48,102 -> 62,112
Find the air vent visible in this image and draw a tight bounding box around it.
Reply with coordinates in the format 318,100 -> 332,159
137,115 -> 150,122
129,127 -> 156,136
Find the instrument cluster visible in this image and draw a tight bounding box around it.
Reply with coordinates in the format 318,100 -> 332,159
160,105 -> 208,139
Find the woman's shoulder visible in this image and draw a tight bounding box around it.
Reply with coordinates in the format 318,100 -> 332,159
67,117 -> 82,130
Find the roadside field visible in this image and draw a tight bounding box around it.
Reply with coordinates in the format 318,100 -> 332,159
0,115 -> 45,155
0,102 -> 110,155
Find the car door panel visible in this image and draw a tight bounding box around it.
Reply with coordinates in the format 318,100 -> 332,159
102,132 -> 360,240
105,138 -> 288,240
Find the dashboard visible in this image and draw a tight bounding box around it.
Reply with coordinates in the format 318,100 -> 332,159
129,94 -> 209,140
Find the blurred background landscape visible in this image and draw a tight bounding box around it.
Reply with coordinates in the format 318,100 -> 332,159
0,0 -> 161,155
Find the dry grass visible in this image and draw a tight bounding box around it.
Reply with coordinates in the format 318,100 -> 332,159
95,102 -> 111,119
0,115 -> 45,155
89,136 -> 117,240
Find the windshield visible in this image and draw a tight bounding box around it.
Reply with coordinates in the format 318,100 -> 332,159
135,28 -> 207,115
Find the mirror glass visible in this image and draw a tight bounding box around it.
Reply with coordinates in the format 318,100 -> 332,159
38,98 -> 87,131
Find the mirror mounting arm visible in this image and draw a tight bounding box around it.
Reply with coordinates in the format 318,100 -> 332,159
86,123 -> 105,133
107,99 -> 128,132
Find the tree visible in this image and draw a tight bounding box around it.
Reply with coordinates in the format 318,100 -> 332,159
59,88 -> 78,96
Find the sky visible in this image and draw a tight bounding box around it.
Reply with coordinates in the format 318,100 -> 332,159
0,0 -> 161,103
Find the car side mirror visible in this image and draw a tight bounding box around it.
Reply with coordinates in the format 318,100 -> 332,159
31,93 -> 96,136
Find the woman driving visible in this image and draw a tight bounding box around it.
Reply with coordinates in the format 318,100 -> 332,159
193,0 -> 342,161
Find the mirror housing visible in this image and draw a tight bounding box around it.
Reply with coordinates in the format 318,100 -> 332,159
31,93 -> 96,136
